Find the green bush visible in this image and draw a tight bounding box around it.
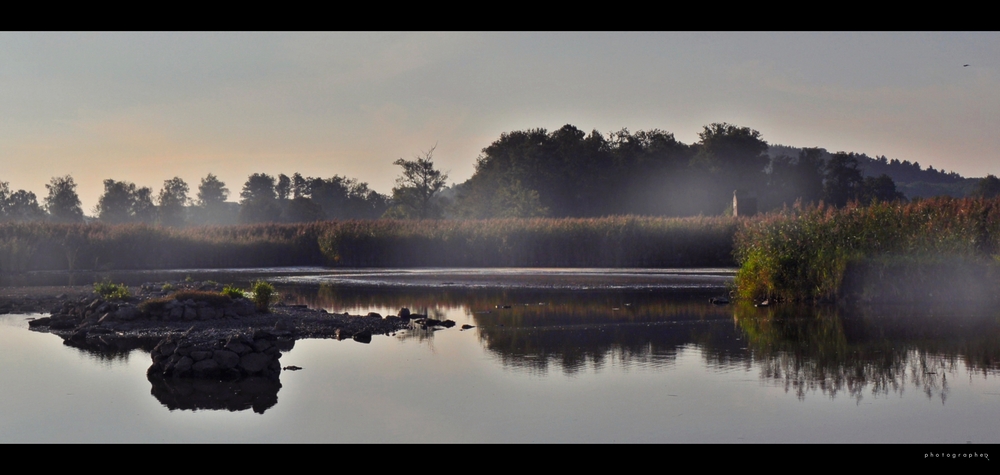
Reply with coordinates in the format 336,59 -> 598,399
94,279 -> 130,300
161,283 -> 175,292
250,280 -> 276,313
221,285 -> 246,299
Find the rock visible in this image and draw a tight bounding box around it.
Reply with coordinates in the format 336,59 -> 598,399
190,350 -> 213,362
213,350 -> 240,369
173,356 -> 194,375
239,353 -> 270,374
192,358 -> 220,376
224,341 -> 251,355
352,329 -> 372,344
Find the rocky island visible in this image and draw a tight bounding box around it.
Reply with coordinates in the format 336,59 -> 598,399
11,280 -> 417,381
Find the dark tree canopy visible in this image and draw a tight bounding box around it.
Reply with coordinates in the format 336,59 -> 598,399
974,175 -> 1000,198
276,174 -> 291,201
132,186 -> 156,224
44,176 -> 84,223
764,147 -> 825,209
158,177 -> 189,227
240,173 -> 277,204
239,173 -> 280,224
858,174 -> 906,204
197,174 -> 229,207
0,182 -> 45,222
95,179 -> 154,224
385,147 -> 449,219
823,152 -> 865,207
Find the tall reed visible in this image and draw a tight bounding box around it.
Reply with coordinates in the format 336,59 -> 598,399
0,216 -> 739,272
734,198 -> 1000,302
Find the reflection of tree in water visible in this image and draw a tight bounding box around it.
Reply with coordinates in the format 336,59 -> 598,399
281,283 -> 1000,395
733,302 -> 1000,402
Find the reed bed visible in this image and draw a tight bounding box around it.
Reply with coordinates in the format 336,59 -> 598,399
317,216 -> 738,267
734,198 -> 1000,302
0,216 -> 738,272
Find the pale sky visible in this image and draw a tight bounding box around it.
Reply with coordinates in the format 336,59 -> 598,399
1,32 -> 998,213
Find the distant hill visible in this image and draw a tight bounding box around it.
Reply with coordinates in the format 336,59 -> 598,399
768,144 -> 980,199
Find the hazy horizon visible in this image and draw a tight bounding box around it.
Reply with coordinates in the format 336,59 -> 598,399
2,32 -> 997,213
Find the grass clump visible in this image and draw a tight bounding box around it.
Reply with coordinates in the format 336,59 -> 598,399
171,290 -> 233,306
249,280 -> 276,313
161,283 -> 176,292
94,279 -> 130,300
221,285 -> 246,299
138,290 -> 232,314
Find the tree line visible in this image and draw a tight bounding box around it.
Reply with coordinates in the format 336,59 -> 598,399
446,123 -> 920,219
2,122 -> 997,225
0,173 -> 391,226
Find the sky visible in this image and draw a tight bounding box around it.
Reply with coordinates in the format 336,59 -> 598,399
1,32 -> 998,213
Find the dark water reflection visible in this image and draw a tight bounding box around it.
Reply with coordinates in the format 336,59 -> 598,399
6,268 -> 1000,442
276,282 -> 1000,402
735,302 -> 1000,403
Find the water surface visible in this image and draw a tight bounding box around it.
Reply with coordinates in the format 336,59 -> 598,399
3,268 -> 999,443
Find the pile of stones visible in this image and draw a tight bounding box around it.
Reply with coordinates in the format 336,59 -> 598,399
29,296 -> 141,330
148,330 -> 288,380
140,296 -> 255,321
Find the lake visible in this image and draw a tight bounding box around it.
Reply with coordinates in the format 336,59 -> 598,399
2,267 -> 1000,443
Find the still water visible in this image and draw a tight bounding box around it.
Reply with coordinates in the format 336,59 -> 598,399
2,268 -> 999,443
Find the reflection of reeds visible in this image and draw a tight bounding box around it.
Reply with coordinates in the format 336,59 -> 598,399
732,302 -> 1000,401
734,198 -> 1000,302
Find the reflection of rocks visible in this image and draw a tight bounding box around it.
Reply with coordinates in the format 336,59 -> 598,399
147,330 -> 287,380
62,332 -> 160,359
148,375 -> 280,414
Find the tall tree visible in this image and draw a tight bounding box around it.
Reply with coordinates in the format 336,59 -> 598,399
239,173 -> 280,223
44,176 -> 84,223
276,174 -> 291,201
132,186 -> 156,224
974,175 -> 1000,198
765,147 -> 825,209
858,174 -> 906,203
158,177 -> 189,227
240,173 -> 277,203
95,180 -> 155,224
0,182 -> 9,219
690,123 -> 770,214
197,173 -> 229,207
5,189 -> 45,222
192,173 -> 234,225
291,173 -> 307,199
385,147 -> 449,219
823,152 -> 864,207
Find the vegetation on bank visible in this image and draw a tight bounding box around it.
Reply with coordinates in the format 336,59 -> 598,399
94,279 -> 130,300
733,197 -> 1000,302
6,196 -> 1000,306
0,216 -> 739,272
317,216 -> 738,267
